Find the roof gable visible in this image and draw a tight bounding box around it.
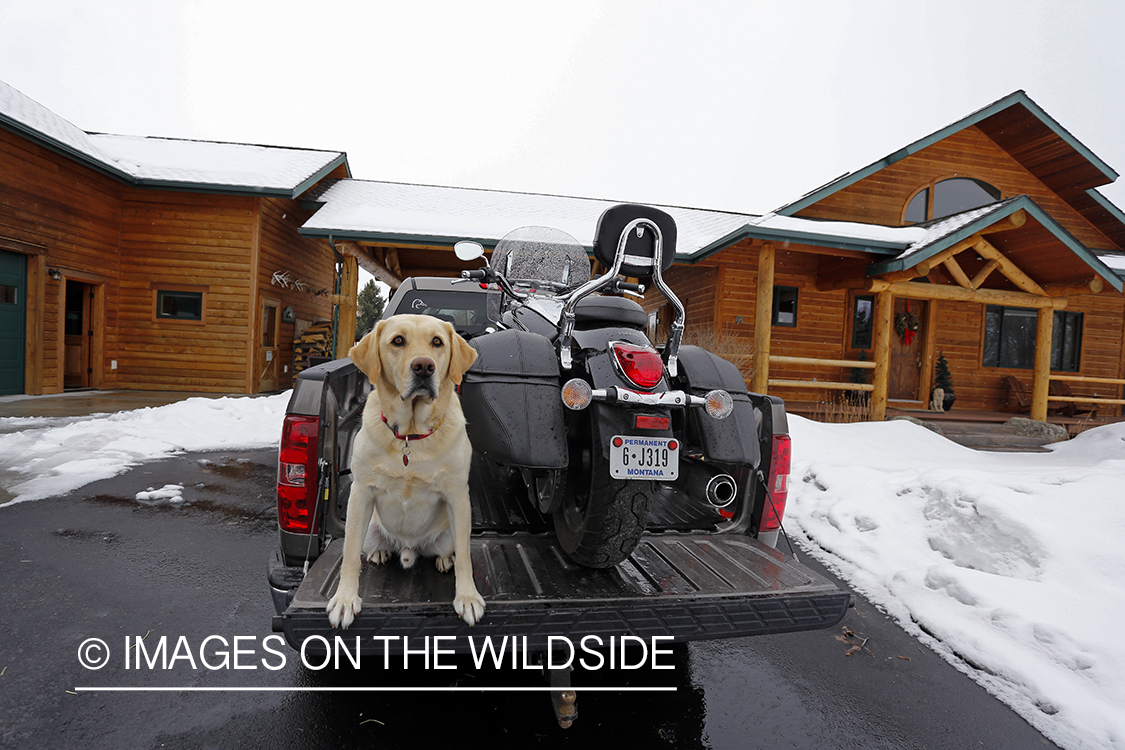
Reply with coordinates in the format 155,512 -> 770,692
776,92 -> 1121,233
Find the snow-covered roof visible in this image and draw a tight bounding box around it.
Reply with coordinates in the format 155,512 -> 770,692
1096,251 -> 1125,278
299,179 -> 922,259
867,195 -> 1123,291
0,79 -> 346,198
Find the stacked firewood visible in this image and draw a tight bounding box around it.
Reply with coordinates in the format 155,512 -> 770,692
293,321 -> 334,374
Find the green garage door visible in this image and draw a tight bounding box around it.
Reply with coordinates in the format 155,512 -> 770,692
0,250 -> 27,395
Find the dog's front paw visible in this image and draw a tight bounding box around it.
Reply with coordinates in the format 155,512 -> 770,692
326,589 -> 362,629
436,554 -> 454,573
453,589 -> 486,626
365,550 -> 391,565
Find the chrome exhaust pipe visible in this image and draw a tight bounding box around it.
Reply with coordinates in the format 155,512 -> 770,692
705,473 -> 737,509
676,458 -> 738,509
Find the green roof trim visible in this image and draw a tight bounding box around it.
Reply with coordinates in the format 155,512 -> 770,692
1085,188 -> 1125,230
776,91 -> 1119,217
865,196 -> 1123,292
291,153 -> 351,199
0,110 -> 133,184
678,223 -> 909,265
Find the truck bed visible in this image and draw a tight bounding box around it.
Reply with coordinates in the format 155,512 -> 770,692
273,530 -> 850,655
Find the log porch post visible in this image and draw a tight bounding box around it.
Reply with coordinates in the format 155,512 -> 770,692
751,243 -> 775,394
871,290 -> 894,421
1031,306 -> 1053,422
333,254 -> 359,358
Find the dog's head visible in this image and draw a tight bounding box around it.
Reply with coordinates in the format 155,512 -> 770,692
349,314 -> 477,403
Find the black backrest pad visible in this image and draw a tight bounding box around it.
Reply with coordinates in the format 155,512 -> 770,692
593,204 -> 677,277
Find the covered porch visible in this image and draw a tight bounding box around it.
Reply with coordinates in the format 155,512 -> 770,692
751,197 -> 1125,424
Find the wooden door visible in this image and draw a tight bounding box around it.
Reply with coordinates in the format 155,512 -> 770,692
258,298 -> 280,392
889,298 -> 927,401
64,280 -> 91,389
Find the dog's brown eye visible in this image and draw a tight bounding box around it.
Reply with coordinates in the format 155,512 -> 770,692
431,336 -> 444,347
391,335 -> 405,347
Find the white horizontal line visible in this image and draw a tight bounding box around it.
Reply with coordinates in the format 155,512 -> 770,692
74,686 -> 675,693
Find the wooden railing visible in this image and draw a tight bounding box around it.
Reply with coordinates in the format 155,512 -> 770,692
767,355 -> 875,392
1048,374 -> 1125,408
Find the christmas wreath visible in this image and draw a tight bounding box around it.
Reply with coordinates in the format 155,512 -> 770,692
894,310 -> 920,344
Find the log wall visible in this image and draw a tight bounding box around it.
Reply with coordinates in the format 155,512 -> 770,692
116,190 -> 255,393
0,127 -> 123,394
256,197 -> 335,390
797,125 -> 1117,250
1,125 -> 340,395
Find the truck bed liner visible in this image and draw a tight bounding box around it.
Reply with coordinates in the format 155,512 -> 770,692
276,533 -> 850,655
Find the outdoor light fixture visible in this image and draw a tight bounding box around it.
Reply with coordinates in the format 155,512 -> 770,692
47,268 -> 62,280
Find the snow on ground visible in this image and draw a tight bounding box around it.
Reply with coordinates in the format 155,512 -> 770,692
785,415 -> 1125,750
0,393 -> 1122,749
0,393 -> 288,507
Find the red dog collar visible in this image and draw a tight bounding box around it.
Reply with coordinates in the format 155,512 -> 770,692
381,413 -> 444,466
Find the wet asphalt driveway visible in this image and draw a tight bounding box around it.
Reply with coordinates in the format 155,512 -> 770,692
0,448 -> 1060,749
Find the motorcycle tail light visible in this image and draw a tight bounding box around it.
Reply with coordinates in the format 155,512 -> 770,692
761,434 -> 791,532
277,415 -> 319,533
611,342 -> 664,390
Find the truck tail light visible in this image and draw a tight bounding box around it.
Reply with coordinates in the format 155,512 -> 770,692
611,342 -> 664,390
277,415 -> 319,533
761,434 -> 791,532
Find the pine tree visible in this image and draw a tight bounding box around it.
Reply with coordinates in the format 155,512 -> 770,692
355,280 -> 386,341
933,351 -> 954,393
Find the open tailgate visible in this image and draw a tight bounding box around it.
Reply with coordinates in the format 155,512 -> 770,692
274,533 -> 850,654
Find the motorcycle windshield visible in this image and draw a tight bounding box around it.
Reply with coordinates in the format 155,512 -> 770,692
491,226 -> 591,293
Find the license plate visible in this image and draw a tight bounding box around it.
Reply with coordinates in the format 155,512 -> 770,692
609,436 -> 679,480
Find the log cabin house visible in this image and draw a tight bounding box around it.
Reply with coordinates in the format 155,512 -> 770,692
0,79 -> 353,397
297,91 -> 1125,422
4,79 -> 1123,422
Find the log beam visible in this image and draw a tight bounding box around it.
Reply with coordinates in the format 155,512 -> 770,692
978,208 -> 1027,234
974,237 -> 1048,297
1031,307 -> 1053,422
334,254 -> 358,358
751,243 -> 775,394
969,258 -> 1000,289
942,255 -> 973,289
1043,277 -> 1106,297
873,280 -> 1067,309
871,290 -> 893,421
337,240 -> 402,289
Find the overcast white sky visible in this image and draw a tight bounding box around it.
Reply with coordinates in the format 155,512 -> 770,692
3,1 -> 1123,217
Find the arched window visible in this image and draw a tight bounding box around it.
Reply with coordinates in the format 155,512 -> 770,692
903,178 -> 1001,224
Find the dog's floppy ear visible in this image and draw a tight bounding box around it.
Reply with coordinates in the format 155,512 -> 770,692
349,320 -> 386,382
445,322 -> 478,385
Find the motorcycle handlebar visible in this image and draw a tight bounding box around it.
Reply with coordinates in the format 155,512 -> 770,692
462,269 -> 489,280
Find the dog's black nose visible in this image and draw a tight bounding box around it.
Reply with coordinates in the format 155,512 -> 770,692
411,357 -> 436,377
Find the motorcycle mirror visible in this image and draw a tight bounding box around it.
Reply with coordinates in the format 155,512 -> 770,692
455,240 -> 485,262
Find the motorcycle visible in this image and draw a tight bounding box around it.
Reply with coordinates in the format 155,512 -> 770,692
454,204 -> 761,568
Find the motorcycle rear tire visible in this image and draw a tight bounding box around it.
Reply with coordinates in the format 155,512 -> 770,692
552,420 -> 652,568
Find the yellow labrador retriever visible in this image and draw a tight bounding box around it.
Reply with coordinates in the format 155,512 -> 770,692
326,314 -> 485,628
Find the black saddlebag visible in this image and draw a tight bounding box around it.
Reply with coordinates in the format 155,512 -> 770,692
461,329 -> 568,469
675,345 -> 760,467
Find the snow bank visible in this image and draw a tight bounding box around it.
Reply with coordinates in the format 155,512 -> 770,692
0,393 -> 288,507
785,415 -> 1125,750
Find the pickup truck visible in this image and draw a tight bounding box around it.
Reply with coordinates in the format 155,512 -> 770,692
267,277 -> 850,714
